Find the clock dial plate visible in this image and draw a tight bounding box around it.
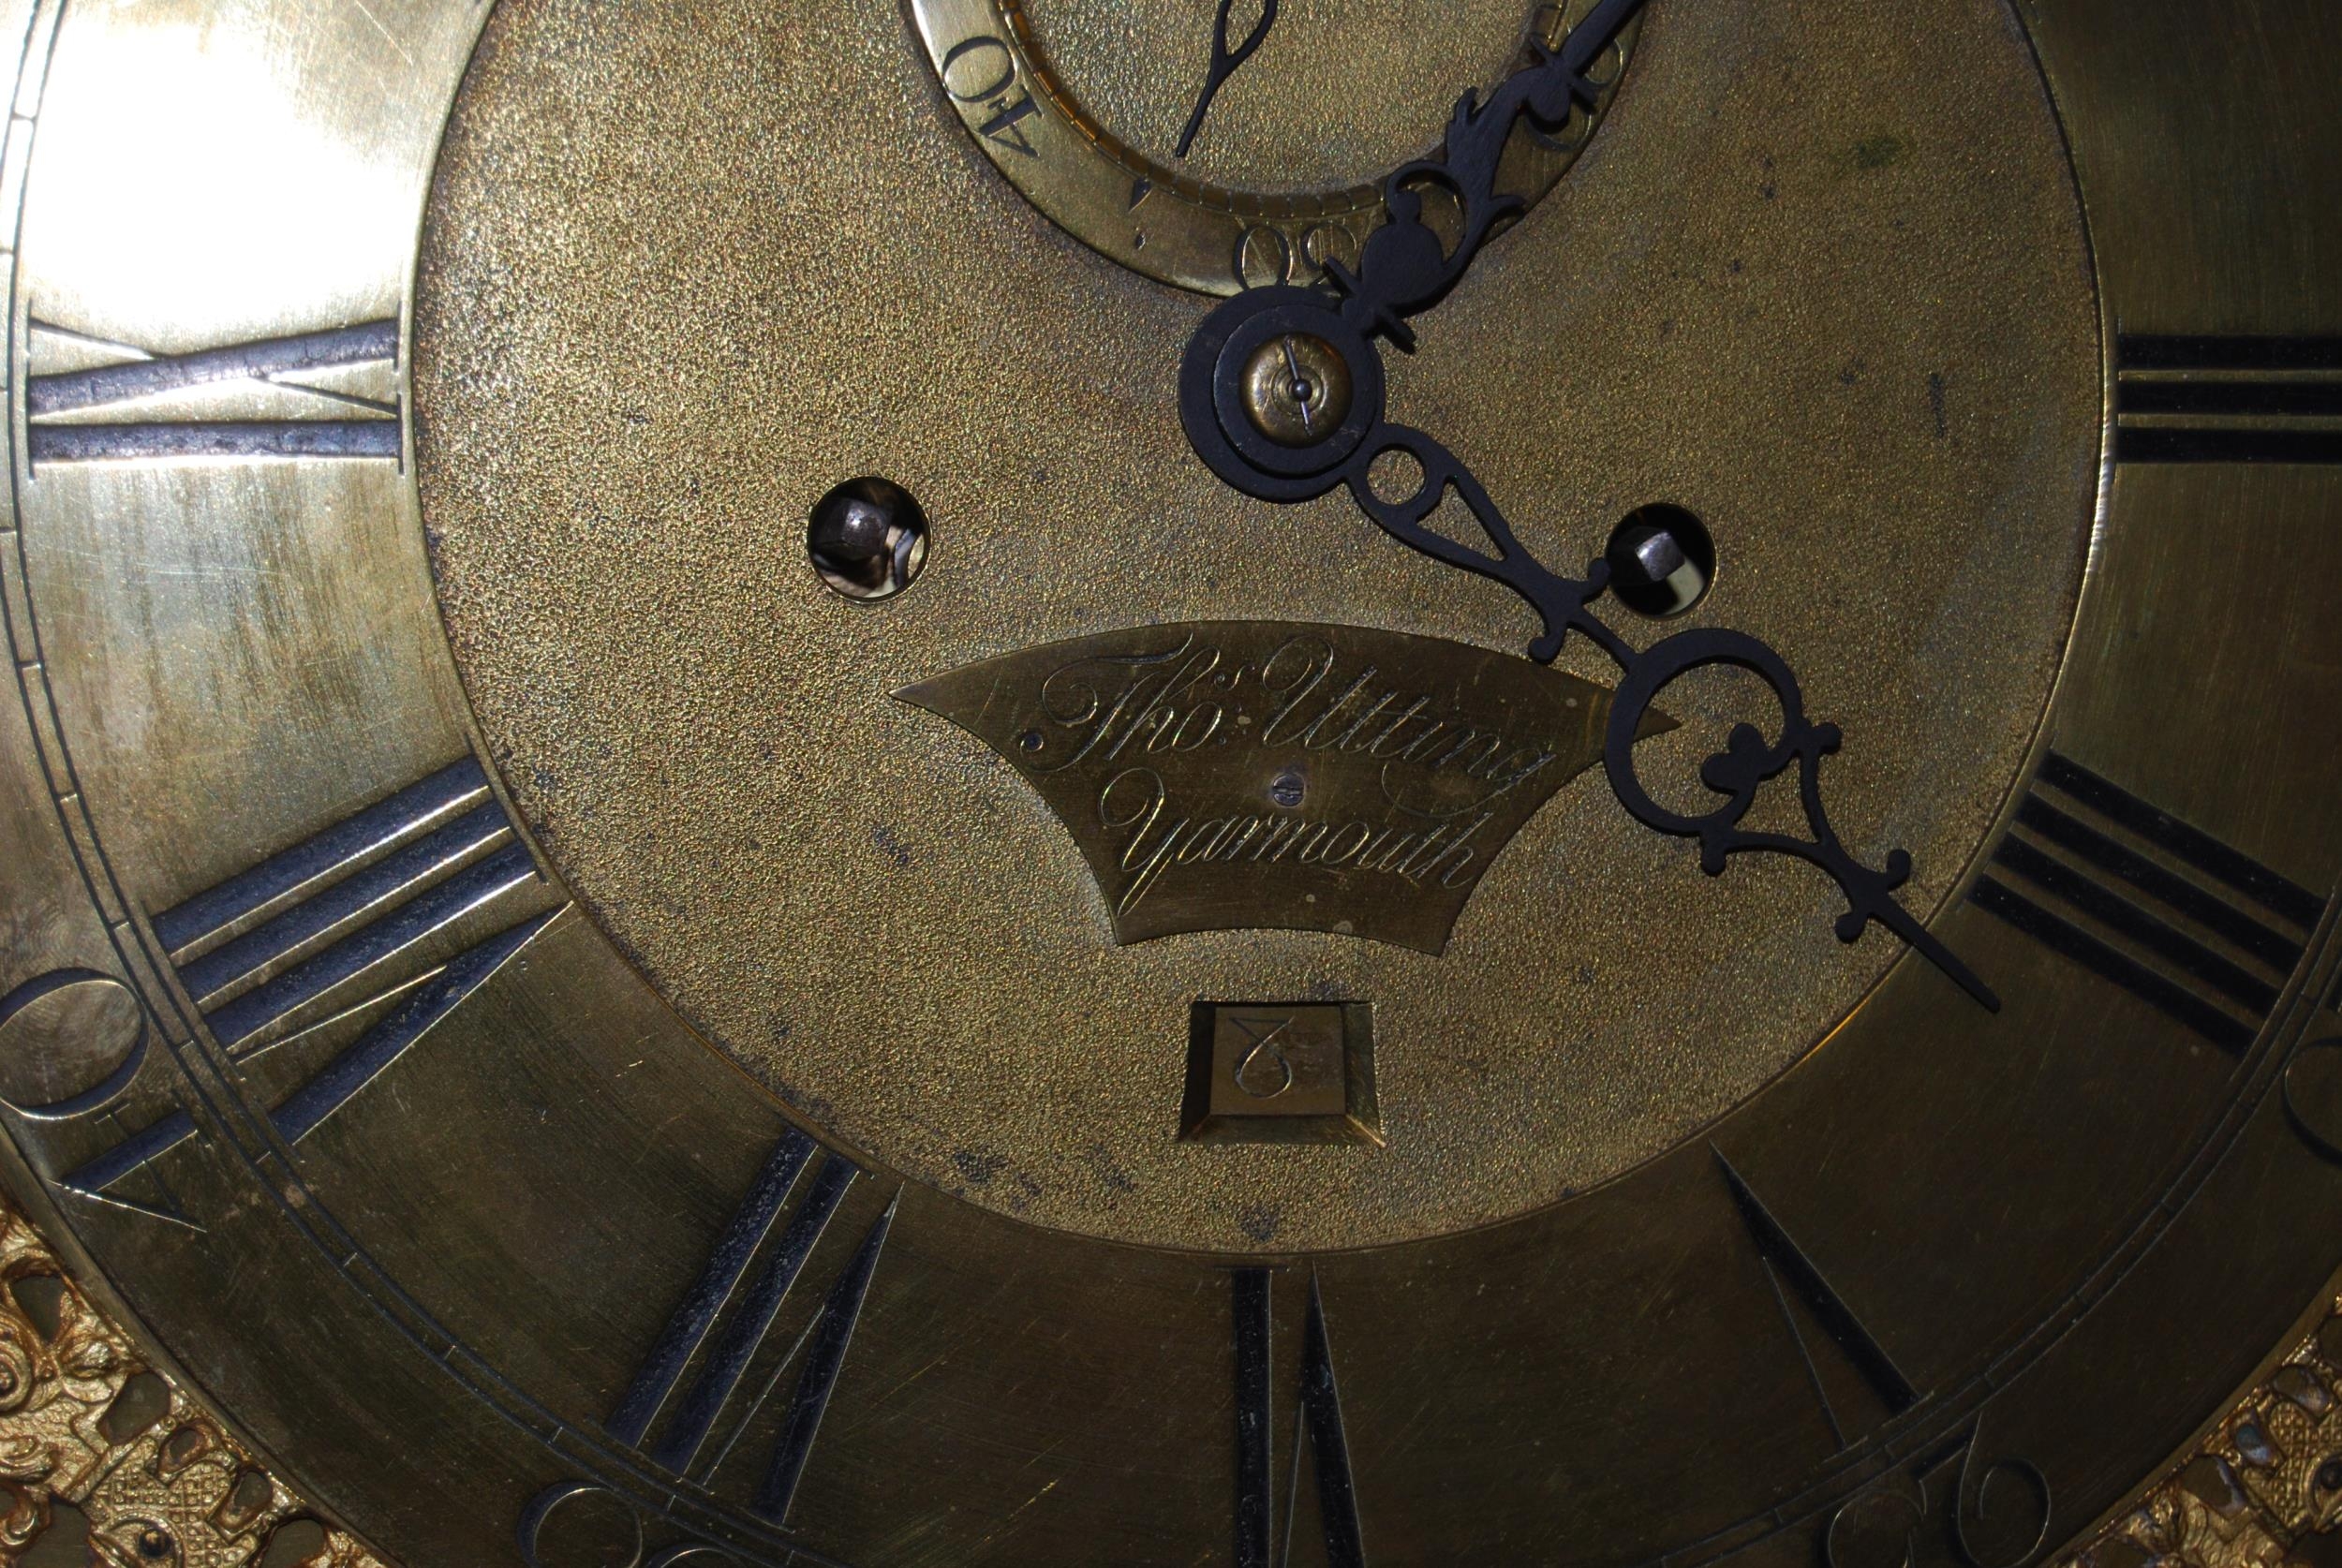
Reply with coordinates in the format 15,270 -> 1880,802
0,1 -> 2335,1566
418,0 -> 2094,1250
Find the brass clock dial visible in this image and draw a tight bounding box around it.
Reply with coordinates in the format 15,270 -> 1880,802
417,0 -> 2093,1251
0,1 -> 2337,1566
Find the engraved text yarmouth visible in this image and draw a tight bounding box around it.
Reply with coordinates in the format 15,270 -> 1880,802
1035,634 -> 1558,916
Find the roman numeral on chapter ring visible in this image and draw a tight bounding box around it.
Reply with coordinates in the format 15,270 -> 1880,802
2115,334 -> 2342,465
154,759 -> 539,1053
57,759 -> 552,1221
24,317 -> 402,465
1970,752 -> 2324,1052
1233,1268 -> 1368,1568
606,1128 -> 894,1525
1717,1152 -> 1916,1451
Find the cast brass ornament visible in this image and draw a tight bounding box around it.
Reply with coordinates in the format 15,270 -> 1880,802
2057,1291 -> 2342,1568
0,1192 -> 383,1567
0,0 -> 2337,1563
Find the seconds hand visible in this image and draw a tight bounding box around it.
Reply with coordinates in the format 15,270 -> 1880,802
1176,0 -> 2001,1011
1175,0 -> 1281,159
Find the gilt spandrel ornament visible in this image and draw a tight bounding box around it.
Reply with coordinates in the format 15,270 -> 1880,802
0,1197 -> 383,1568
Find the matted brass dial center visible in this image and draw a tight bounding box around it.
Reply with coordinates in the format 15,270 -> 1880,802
416,0 -> 2105,1253
1240,332 -> 1353,447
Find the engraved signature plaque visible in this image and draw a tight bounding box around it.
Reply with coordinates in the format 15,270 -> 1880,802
898,622 -> 1672,953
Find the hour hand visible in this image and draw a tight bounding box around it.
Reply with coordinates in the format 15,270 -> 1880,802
1178,291 -> 2000,1012
1180,286 -> 1619,666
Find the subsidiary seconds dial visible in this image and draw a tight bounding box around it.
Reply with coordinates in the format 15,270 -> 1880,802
910,0 -> 1643,292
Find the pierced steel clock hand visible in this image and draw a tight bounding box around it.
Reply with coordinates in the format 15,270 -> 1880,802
1174,0 -> 1281,159
1177,0 -> 2001,1011
1327,0 -> 1652,339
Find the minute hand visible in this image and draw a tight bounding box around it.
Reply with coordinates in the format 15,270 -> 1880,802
1175,3 -> 2000,1011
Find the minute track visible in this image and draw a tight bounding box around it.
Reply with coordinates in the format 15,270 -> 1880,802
1177,0 -> 1999,1010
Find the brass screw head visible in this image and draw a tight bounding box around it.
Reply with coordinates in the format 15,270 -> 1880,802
1239,333 -> 1353,448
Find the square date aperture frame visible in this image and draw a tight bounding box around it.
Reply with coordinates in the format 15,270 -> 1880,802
1180,1002 -> 1381,1146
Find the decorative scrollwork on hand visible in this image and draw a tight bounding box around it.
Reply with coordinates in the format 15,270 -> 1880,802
1341,424 -> 1623,666
1605,630 -> 1998,1009
1327,0 -> 1648,343
1174,0 -> 1998,1008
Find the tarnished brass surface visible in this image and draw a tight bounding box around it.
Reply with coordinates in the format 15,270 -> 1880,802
0,0 -> 2334,1564
897,620 -> 1673,953
2061,1291 -> 2342,1568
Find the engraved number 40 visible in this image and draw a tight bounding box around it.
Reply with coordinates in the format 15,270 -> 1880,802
941,36 -> 1041,158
